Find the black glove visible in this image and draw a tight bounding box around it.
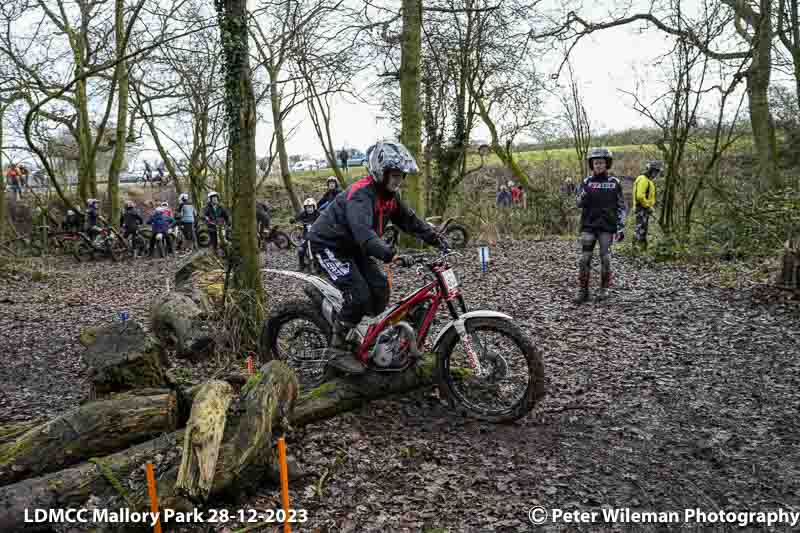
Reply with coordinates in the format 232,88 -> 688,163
438,236 -> 450,253
616,231 -> 625,242
395,254 -> 415,268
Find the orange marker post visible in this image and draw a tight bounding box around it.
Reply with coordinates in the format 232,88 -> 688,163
145,463 -> 163,533
246,354 -> 254,375
277,437 -> 292,533
386,266 -> 393,291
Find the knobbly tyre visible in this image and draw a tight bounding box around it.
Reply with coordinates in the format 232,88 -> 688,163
73,224 -> 120,262
260,251 -> 545,423
258,225 -> 291,251
383,216 -> 470,249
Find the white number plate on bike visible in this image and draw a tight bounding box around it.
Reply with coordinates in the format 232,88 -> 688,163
441,268 -> 459,291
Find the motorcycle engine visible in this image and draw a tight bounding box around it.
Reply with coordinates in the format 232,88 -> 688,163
369,323 -> 414,368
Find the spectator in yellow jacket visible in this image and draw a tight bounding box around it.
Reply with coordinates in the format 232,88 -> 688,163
633,161 -> 662,250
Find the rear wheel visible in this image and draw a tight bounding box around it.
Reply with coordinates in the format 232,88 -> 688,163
73,241 -> 94,262
156,237 -> 166,258
437,317 -> 544,423
444,224 -> 469,248
272,231 -> 290,250
259,300 -> 331,389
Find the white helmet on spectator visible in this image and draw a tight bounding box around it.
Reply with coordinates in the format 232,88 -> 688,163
179,193 -> 189,203
207,191 -> 219,202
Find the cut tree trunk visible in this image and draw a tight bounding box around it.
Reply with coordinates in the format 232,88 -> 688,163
150,250 -> 225,360
0,359 -> 438,531
81,321 -> 168,399
0,388 -> 177,487
777,237 -> 800,290
175,380 -> 234,501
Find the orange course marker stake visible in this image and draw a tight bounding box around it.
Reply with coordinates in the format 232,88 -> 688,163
277,437 -> 292,533
145,463 -> 163,533
386,266 -> 393,291
246,354 -> 254,375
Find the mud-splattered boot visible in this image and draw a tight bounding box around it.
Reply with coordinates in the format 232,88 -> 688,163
595,272 -> 611,302
324,321 -> 365,374
572,273 -> 590,304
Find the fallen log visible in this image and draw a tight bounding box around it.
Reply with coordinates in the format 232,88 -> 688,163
0,388 -> 177,487
0,359 -> 435,531
81,320 -> 168,398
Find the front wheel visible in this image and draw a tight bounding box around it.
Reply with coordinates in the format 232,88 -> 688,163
444,224 -> 469,248
437,317 -> 544,423
289,229 -> 303,248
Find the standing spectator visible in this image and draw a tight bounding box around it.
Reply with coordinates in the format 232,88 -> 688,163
510,180 -> 523,206
7,165 -> 21,199
143,161 -> 153,183
339,149 -> 349,173
203,191 -> 230,254
496,184 -> 512,208
177,193 -> 196,251
633,161 -> 661,251
18,165 -> 29,190
156,161 -> 166,183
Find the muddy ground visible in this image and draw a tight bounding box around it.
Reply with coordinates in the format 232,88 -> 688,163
1,240 -> 799,532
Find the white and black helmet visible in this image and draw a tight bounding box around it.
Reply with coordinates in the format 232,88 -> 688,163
207,191 -> 219,202
368,141 -> 418,185
87,198 -> 98,207
303,198 -> 317,211
179,193 -> 189,203
587,147 -> 613,170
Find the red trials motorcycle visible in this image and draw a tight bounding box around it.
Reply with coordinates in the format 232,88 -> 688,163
261,251 -> 544,422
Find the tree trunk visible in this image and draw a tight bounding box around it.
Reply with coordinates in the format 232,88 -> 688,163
270,80 -> 301,213
80,321 -> 168,398
400,0 -> 425,219
748,1 -> 780,188
778,236 -> 800,290
0,104 -> 6,243
106,0 -> 128,229
175,381 -> 234,500
219,0 -> 267,344
0,388 -> 177,486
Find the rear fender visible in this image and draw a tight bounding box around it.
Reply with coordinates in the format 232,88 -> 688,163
262,268 -> 342,325
431,310 -> 514,352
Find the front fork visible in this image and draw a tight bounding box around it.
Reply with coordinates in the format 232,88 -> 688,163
447,293 -> 485,377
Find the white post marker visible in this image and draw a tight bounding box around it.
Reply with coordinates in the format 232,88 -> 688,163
479,245 -> 490,273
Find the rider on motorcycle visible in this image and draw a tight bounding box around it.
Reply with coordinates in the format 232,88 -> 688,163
146,206 -> 175,257
86,199 -> 100,239
203,191 -> 230,253
292,198 -> 320,271
317,176 -> 341,211
120,201 -> 143,240
307,141 -> 448,374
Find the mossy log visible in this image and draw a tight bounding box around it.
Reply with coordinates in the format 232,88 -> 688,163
82,321 -> 168,398
290,353 -> 440,425
0,388 -> 177,487
175,380 -> 234,501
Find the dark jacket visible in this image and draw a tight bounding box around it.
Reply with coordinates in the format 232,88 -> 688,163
256,202 -> 271,228
86,206 -> 98,229
308,175 -> 439,262
203,204 -> 230,230
496,190 -> 512,207
292,209 -> 320,239
576,173 -> 626,233
318,189 -> 340,211
147,211 -> 174,234
120,209 -> 144,232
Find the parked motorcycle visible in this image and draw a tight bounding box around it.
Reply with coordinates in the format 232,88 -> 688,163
383,216 -> 469,249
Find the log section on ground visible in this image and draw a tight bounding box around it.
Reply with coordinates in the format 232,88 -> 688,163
0,388 -> 177,487
81,320 -> 168,398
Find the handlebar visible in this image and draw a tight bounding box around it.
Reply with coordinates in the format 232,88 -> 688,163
395,250 -> 462,269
